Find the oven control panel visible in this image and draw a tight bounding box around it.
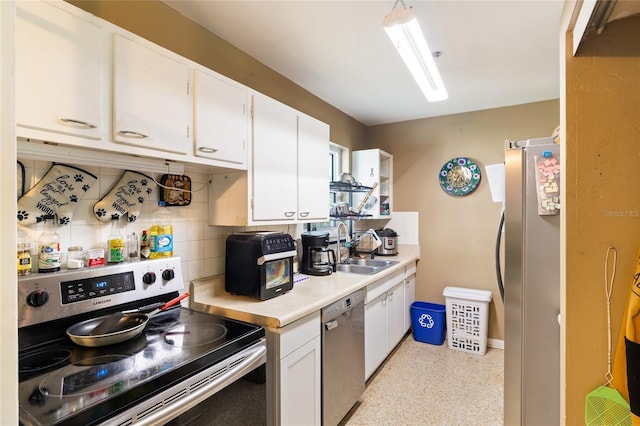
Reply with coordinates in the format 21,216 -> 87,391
18,257 -> 184,327
60,271 -> 136,305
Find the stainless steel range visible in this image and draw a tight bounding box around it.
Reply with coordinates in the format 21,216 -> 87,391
18,258 -> 266,426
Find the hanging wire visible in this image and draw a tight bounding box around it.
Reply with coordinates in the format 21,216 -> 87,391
148,174 -> 210,194
604,246 -> 617,386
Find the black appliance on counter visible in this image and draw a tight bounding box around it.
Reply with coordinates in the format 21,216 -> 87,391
18,258 -> 266,426
300,231 -> 336,276
225,231 -> 296,300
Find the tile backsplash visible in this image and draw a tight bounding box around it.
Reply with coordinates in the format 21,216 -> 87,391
386,212 -> 420,245
17,159 -> 419,283
17,159 -> 300,283
350,212 -> 419,245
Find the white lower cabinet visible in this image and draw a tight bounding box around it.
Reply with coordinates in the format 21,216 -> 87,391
364,291 -> 388,380
266,311 -> 321,426
387,281 -> 406,349
364,270 -> 406,380
404,262 -> 417,331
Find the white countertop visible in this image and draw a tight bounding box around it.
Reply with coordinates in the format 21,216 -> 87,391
190,245 -> 420,328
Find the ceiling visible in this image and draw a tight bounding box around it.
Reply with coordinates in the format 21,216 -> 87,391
164,1 -> 565,126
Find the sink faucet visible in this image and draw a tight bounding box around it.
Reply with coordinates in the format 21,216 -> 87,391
335,221 -> 350,264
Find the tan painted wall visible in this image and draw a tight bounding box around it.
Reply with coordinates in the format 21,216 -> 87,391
563,16 -> 640,424
366,100 -> 560,341
68,0 -> 366,150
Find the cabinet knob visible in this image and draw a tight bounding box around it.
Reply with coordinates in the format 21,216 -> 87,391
299,211 -> 309,217
284,211 -> 295,217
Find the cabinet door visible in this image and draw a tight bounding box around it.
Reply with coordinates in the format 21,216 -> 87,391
364,293 -> 388,380
251,93 -> 298,221
193,69 -> 247,167
280,336 -> 321,426
387,281 -> 406,350
113,34 -> 189,154
297,114 -> 329,222
404,274 -> 416,333
16,1 -> 103,141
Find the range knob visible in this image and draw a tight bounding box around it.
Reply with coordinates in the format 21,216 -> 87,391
26,290 -> 49,307
162,269 -> 175,281
142,272 -> 157,285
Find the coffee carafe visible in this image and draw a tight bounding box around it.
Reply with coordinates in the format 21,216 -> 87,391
301,231 -> 336,276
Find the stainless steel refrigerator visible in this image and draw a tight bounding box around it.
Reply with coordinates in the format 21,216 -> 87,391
503,137 -> 560,425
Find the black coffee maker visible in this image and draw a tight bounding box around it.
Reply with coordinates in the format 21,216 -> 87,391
300,231 -> 336,276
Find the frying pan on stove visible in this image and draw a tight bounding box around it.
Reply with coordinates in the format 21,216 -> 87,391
66,293 -> 189,347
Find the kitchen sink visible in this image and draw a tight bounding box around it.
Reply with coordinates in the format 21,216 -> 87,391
346,259 -> 400,268
335,259 -> 400,275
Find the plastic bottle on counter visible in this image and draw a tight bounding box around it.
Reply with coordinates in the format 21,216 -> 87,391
37,215 -> 61,273
17,226 -> 32,276
107,214 -> 124,263
149,201 -> 173,258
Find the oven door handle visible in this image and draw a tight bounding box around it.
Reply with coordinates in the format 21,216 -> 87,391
257,250 -> 297,265
132,341 -> 267,426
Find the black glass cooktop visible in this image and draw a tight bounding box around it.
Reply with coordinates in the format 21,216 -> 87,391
18,308 -> 264,426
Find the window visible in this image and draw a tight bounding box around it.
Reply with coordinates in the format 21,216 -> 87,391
329,143 -> 349,203
329,142 -> 349,180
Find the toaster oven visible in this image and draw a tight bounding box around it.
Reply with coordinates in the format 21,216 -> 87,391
225,231 -> 296,300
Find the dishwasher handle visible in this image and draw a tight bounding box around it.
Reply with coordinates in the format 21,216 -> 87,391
324,319 -> 339,331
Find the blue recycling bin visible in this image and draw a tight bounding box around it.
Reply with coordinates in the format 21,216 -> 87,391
410,301 -> 446,345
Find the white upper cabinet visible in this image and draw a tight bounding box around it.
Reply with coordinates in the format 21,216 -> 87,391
113,34 -> 190,155
251,92 -> 299,221
297,113 -> 330,221
16,1 -> 104,142
209,92 -> 330,226
193,69 -> 248,167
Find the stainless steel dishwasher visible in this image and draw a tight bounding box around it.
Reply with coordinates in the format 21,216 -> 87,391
322,288 -> 366,426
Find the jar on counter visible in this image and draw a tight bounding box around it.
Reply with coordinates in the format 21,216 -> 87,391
67,246 -> 85,269
17,227 -> 32,276
38,214 -> 61,273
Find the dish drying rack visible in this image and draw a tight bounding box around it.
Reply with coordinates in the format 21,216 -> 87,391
345,229 -> 381,257
329,181 -> 374,219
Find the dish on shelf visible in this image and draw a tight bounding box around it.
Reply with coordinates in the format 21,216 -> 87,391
329,181 -> 373,192
329,213 -> 373,220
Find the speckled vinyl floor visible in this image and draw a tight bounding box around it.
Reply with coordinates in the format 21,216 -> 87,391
344,334 -> 504,426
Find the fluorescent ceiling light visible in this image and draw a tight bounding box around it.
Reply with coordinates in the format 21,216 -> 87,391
383,0 -> 448,102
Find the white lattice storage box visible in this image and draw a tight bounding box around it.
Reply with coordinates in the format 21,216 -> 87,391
442,286 -> 493,355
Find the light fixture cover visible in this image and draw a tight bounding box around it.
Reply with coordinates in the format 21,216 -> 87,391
384,2 -> 448,102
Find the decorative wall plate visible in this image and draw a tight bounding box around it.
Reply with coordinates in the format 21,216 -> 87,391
439,157 -> 481,196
